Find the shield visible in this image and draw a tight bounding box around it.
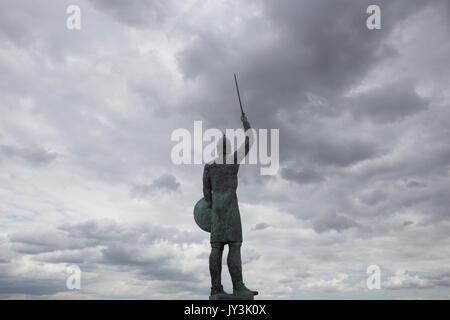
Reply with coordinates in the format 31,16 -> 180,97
194,197 -> 211,233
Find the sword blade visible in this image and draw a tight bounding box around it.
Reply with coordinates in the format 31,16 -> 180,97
234,73 -> 245,116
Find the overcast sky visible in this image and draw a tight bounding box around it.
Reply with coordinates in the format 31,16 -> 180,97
1,0 -> 450,299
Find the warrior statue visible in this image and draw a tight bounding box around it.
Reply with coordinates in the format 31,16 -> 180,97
194,74 -> 258,299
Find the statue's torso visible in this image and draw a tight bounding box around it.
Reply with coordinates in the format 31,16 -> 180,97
209,163 -> 239,191
207,162 -> 242,243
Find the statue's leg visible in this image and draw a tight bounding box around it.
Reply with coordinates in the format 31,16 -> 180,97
228,242 -> 258,296
209,242 -> 225,294
227,242 -> 244,290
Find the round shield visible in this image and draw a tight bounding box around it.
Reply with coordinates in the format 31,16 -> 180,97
194,197 -> 211,233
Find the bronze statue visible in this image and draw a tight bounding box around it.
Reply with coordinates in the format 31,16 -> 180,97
194,74 -> 258,300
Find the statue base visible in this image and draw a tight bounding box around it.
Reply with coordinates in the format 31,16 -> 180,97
209,292 -> 255,300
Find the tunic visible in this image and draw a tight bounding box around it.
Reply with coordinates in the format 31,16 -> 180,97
204,162 -> 242,242
202,122 -> 253,243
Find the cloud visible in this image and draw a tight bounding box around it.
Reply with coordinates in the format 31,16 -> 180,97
281,167 -> 325,184
8,228 -> 95,254
58,219 -> 202,245
300,273 -> 354,293
0,145 -> 58,166
152,173 -> 181,190
0,277 -> 66,295
402,220 -> 414,227
358,190 -> 388,206
242,248 -> 261,265
382,269 -> 450,290
100,243 -> 171,267
3,219 -> 205,296
348,81 -> 428,122
383,270 -> 432,289
130,173 -> 180,198
309,138 -> 384,168
252,223 -> 270,231
406,180 -> 427,188
312,212 -> 358,233
87,0 -> 174,29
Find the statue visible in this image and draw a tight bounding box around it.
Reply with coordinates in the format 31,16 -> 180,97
194,74 -> 258,300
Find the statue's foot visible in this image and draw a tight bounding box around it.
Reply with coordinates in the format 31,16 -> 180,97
210,285 -> 229,296
233,285 -> 258,296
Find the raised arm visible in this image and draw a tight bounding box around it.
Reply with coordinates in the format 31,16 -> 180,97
202,164 -> 212,207
234,115 -> 255,164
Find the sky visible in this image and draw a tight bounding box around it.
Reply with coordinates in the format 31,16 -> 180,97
0,0 -> 449,299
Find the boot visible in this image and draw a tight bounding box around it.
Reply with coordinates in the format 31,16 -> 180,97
233,284 -> 258,296
229,265 -> 258,296
210,284 -> 229,296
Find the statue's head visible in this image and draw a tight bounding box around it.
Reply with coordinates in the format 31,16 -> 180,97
216,134 -> 232,156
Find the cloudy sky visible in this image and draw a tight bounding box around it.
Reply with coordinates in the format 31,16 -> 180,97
1,0 -> 450,299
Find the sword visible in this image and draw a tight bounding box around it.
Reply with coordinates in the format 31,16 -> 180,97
234,73 -> 245,117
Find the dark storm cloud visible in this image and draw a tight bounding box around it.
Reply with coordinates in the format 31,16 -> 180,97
177,0 -> 427,112
281,167 -> 325,184
252,223 -> 270,231
137,266 -> 201,282
156,281 -> 207,296
0,145 -> 58,166
347,81 -> 428,122
8,229 -> 95,254
0,0 -> 44,46
59,219 -> 140,242
303,137 -> 384,168
312,212 -> 358,233
403,220 -> 413,227
71,222 -> 203,282
32,248 -> 99,264
58,218 -> 201,245
406,180 -> 427,188
0,0 -> 95,59
358,190 -> 388,206
172,0 -> 431,177
4,219 -> 204,295
87,0 -> 172,28
101,243 -> 171,266
0,277 -> 65,295
424,270 -> 450,287
354,142 -> 450,184
8,219 -> 202,259
130,173 -> 180,198
152,173 -> 180,190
